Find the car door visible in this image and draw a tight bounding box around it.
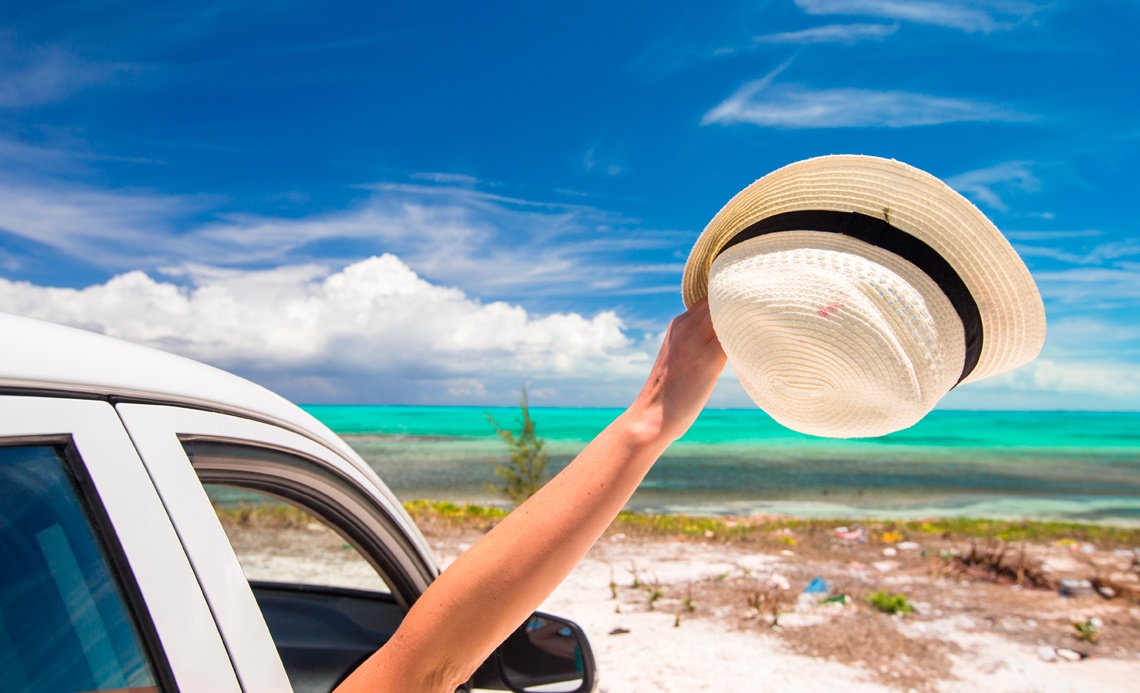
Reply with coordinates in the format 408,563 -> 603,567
116,403 -> 439,692
0,395 -> 242,692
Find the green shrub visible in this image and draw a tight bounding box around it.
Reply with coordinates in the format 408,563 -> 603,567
868,590 -> 914,615
486,387 -> 548,504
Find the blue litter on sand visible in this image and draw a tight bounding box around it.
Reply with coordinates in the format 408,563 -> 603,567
804,577 -> 829,594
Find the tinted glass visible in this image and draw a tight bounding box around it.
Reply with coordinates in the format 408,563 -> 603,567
0,444 -> 158,692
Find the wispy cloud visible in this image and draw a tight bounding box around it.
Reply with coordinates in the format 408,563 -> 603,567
753,23 -> 898,44
1016,239 -> 1140,266
946,161 -> 1040,212
1005,230 -> 1103,241
0,175 -> 684,304
793,0 -> 1043,33
583,144 -> 623,177
0,38 -> 129,109
701,64 -> 1030,129
0,181 -> 198,267
1033,266 -> 1140,310
411,171 -> 480,185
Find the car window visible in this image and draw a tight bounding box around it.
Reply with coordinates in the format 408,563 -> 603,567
205,483 -> 391,593
0,443 -> 160,693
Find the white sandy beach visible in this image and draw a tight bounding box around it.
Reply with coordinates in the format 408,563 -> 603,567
227,516 -> 1140,693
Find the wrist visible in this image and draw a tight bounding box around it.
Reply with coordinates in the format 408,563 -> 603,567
616,399 -> 674,452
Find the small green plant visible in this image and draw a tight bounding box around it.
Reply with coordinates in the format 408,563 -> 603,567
868,590 -> 914,615
747,592 -> 762,612
1073,619 -> 1100,643
628,563 -> 644,589
647,587 -> 663,610
486,387 -> 548,504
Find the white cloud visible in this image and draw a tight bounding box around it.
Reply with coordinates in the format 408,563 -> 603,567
946,161 -> 1040,212
702,74 -> 1029,128
937,316 -> 1140,409
946,358 -> 1140,409
753,23 -> 898,44
0,255 -> 656,404
793,0 -> 1041,33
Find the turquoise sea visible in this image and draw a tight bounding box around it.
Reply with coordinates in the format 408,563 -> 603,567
305,406 -> 1140,526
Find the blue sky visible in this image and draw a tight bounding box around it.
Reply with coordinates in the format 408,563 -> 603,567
1,1 -> 1138,410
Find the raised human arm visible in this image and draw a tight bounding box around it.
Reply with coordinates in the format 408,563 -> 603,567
336,299 -> 726,693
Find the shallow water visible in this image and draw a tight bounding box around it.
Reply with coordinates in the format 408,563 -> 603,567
306,406 -> 1140,525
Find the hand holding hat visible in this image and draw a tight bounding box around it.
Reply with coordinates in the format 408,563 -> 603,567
683,155 -> 1046,438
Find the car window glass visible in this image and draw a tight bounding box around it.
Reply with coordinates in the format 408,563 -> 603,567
0,444 -> 160,693
205,484 -> 391,593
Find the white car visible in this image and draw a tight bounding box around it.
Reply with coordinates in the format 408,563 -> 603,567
0,311 -> 596,693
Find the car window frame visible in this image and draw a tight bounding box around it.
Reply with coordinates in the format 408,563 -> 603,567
0,395 -> 242,692
186,439 -> 421,600
116,403 -> 439,691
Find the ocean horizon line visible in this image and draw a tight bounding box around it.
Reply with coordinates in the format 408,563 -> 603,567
302,404 -> 1140,416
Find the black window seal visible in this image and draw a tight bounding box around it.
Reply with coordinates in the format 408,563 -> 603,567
182,436 -> 434,610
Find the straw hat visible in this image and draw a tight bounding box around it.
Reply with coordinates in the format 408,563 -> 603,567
683,155 -> 1045,438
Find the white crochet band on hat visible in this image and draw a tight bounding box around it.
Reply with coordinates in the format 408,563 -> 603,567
683,155 -> 1046,438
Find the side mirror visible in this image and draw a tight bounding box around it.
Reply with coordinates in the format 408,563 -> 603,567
496,612 -> 596,693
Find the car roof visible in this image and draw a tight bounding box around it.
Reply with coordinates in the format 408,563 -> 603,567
0,311 -> 358,462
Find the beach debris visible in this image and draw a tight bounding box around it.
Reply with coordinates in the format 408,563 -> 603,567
1070,542 -> 1097,554
822,594 -> 849,606
1056,648 -> 1083,662
1059,578 -> 1093,597
768,573 -> 791,591
609,532 -> 626,542
872,560 -> 899,573
1037,646 -> 1057,662
881,530 -> 903,544
833,526 -> 865,542
803,577 -> 830,594
795,578 -> 832,609
1091,575 -> 1138,601
779,549 -> 796,557
882,547 -> 898,557
939,541 -> 1056,589
608,627 -> 630,635
898,541 -> 921,551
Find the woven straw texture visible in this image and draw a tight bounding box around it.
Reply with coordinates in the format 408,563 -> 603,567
683,155 -> 1045,387
710,233 -> 965,438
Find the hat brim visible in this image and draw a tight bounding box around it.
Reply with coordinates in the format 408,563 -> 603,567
682,155 -> 1045,384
